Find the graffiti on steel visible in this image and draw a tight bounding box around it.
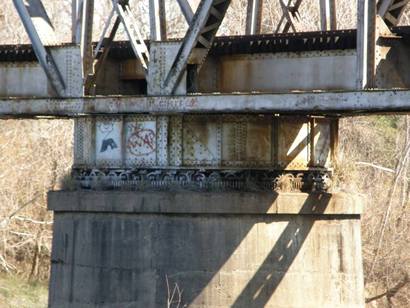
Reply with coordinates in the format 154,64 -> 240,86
74,115 -> 335,170
98,122 -> 118,153
95,118 -> 122,167
126,123 -> 156,156
124,118 -> 157,166
147,97 -> 198,111
104,97 -> 199,113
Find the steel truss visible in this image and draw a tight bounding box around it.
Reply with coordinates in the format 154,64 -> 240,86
11,0 -> 410,98
12,0 -> 66,97
379,0 -> 410,27
162,0 -> 232,95
276,0 -> 303,33
8,0 -> 410,194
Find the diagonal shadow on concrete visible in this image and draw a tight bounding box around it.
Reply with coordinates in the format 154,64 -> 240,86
48,125 -> 334,307
231,193 -> 331,307
154,192 -> 332,307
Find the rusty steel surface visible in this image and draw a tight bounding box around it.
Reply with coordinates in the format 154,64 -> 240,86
72,114 -> 335,192
216,50 -> 357,92
74,115 -> 335,170
2,90 -> 410,117
3,26 -> 410,63
210,29 -> 355,55
0,30 -> 355,62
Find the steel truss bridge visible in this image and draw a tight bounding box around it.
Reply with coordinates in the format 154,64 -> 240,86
2,1 -> 409,306
1,0 -> 410,192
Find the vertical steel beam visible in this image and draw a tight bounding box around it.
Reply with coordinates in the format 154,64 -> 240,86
149,0 -> 167,41
246,0 -> 263,35
72,0 -> 83,44
13,0 -> 66,96
357,0 -> 376,89
319,0 -> 336,31
85,17 -> 121,95
81,0 -> 94,77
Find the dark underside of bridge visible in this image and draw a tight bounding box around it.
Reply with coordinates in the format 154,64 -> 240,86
3,26 -> 410,61
1,29 -> 359,61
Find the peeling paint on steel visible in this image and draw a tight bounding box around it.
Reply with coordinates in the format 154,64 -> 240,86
72,114 -> 336,171
1,90 -> 410,117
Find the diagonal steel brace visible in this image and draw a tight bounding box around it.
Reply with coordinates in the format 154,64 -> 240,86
162,0 -> 232,95
13,0 -> 66,97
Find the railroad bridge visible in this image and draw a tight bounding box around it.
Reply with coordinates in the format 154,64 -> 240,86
2,0 -> 410,307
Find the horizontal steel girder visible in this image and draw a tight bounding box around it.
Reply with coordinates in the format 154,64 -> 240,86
1,90 -> 410,117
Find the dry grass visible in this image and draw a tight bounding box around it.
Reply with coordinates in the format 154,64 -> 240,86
0,273 -> 47,308
338,116 -> 410,307
0,120 -> 73,281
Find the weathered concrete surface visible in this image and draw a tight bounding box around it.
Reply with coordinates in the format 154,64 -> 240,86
48,191 -> 365,308
49,191 -> 362,215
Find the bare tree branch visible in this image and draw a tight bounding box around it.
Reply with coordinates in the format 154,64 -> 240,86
366,273 -> 409,303
369,116 -> 410,277
355,161 -> 395,174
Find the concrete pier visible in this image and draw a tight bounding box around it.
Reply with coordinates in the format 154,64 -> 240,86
48,191 -> 365,308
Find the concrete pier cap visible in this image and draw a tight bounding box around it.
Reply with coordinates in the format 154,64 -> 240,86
47,191 -> 365,308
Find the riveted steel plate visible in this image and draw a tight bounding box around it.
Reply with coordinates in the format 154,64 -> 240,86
169,116 -> 183,166
124,116 -> 157,167
59,46 -> 83,97
73,114 -> 334,175
96,117 -> 123,167
221,115 -> 273,167
277,117 -> 310,170
156,116 -> 169,166
147,42 -> 187,95
245,118 -> 272,164
221,119 -> 244,163
74,117 -> 94,166
312,118 -> 332,168
218,50 -> 357,92
183,115 -> 221,166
